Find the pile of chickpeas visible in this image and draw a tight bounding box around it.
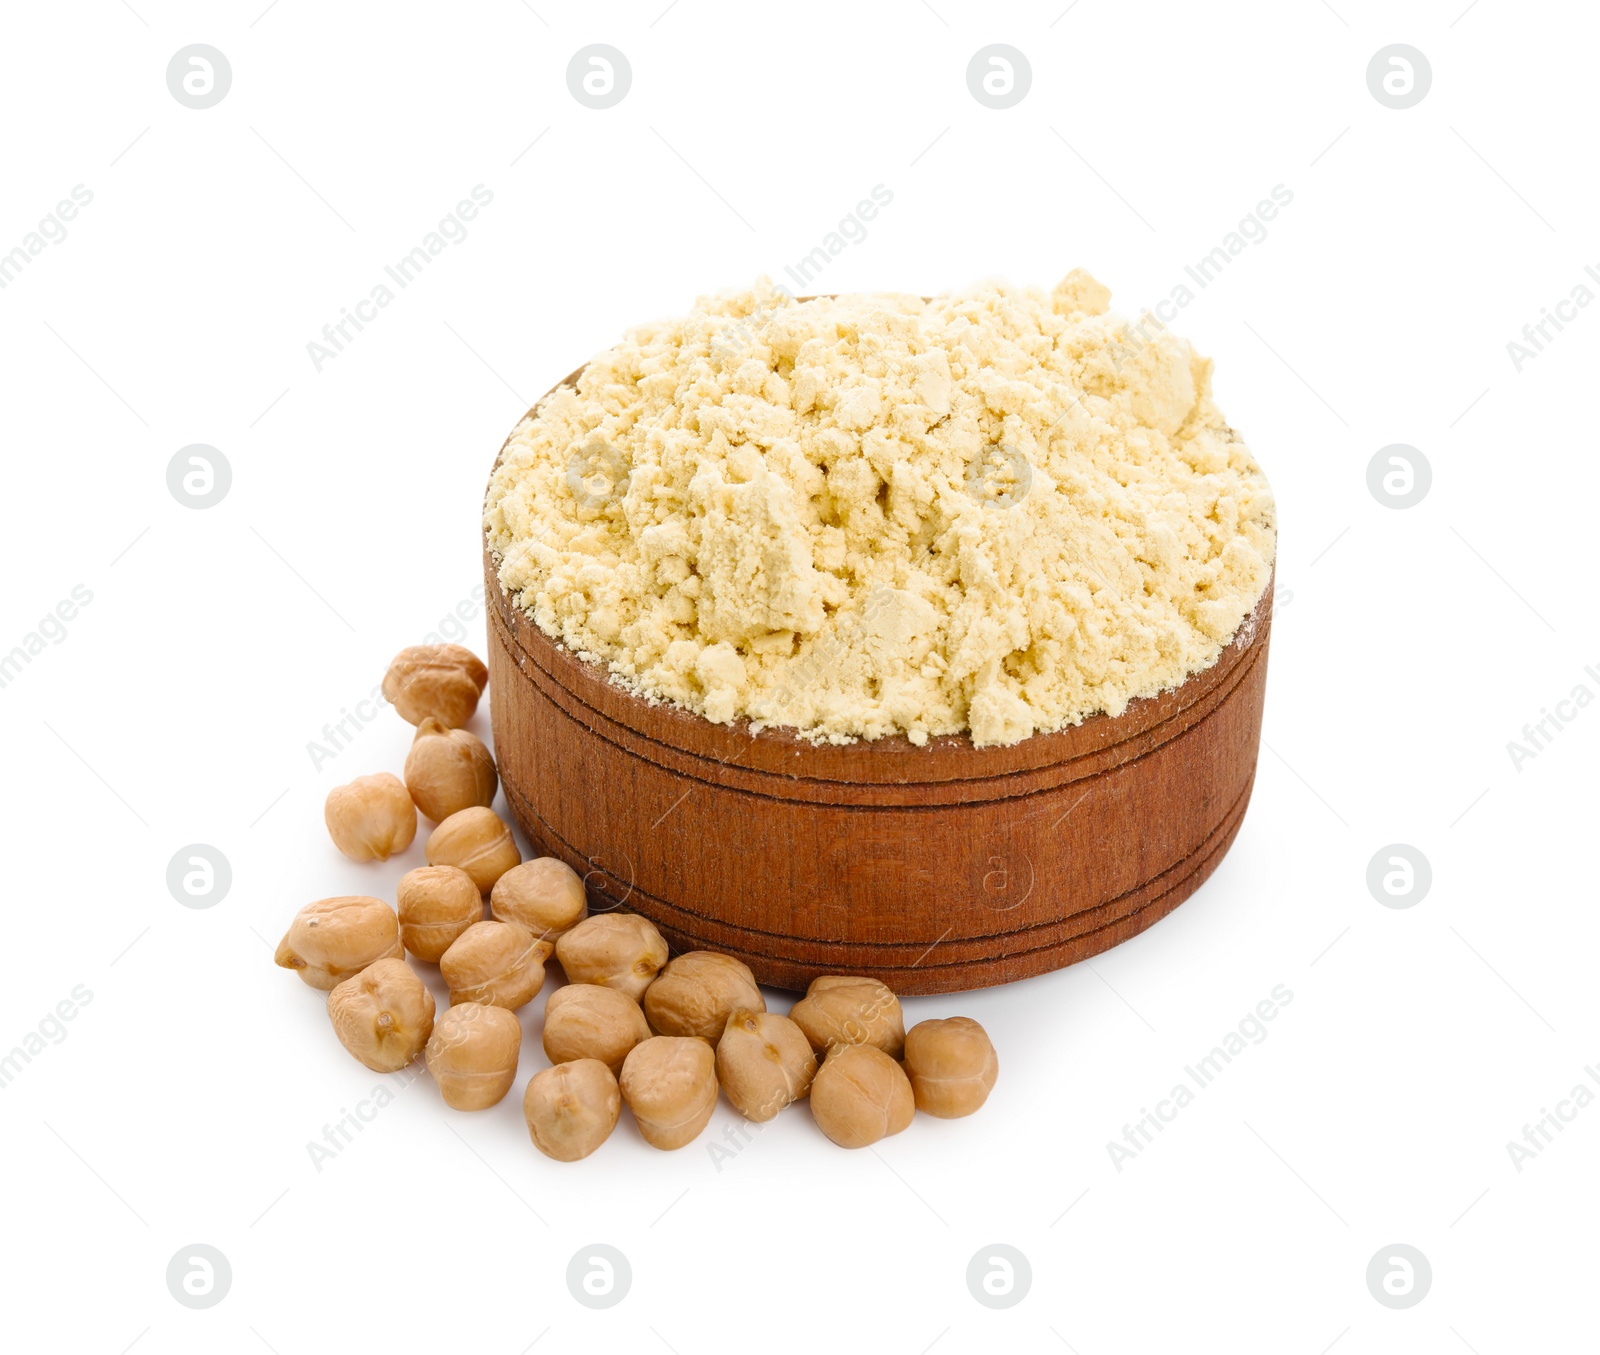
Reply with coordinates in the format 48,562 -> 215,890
275,644 -> 999,1160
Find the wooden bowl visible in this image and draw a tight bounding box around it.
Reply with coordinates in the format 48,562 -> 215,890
484,376 -> 1273,995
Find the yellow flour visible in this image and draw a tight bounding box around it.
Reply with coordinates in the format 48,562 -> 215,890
484,272 -> 1276,747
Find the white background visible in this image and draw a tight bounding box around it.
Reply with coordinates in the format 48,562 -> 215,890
1,1 -> 1595,1351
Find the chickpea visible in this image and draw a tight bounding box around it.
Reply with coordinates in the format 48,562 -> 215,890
716,1009 -> 817,1122
324,772 -> 416,862
426,806 -> 521,893
788,975 -> 905,1058
425,1001 -> 522,1110
403,718 -> 498,822
809,1044 -> 914,1149
542,983 -> 650,1075
327,957 -> 435,1072
554,913 -> 669,1001
491,857 -> 587,940
619,1036 -> 719,1150
275,896 -> 403,990
396,865 -> 483,963
523,1058 -> 621,1162
903,1017 -> 999,1118
439,920 -> 551,1011
643,952 -> 764,1043
383,643 -> 488,728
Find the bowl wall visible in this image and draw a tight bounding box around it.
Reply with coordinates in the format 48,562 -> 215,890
484,542 -> 1271,994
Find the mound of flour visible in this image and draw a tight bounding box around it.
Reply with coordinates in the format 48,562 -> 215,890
484,271 -> 1276,747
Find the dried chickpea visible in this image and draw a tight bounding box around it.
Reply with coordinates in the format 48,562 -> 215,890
789,975 -> 905,1058
643,952 -> 764,1043
716,1009 -> 817,1122
275,896 -> 402,990
396,865 -> 482,963
903,1017 -> 999,1118
491,857 -> 587,940
327,957 -> 435,1072
403,718 -> 497,822
554,913 -> 669,1001
324,772 -> 416,862
439,920 -> 551,1011
425,1001 -> 521,1110
809,1044 -> 914,1149
425,806 -> 520,893
383,643 -> 488,728
619,1036 -> 718,1150
523,1059 -> 621,1162
542,984 -> 650,1075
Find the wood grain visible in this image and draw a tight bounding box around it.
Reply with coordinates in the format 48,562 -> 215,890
483,375 -> 1273,994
